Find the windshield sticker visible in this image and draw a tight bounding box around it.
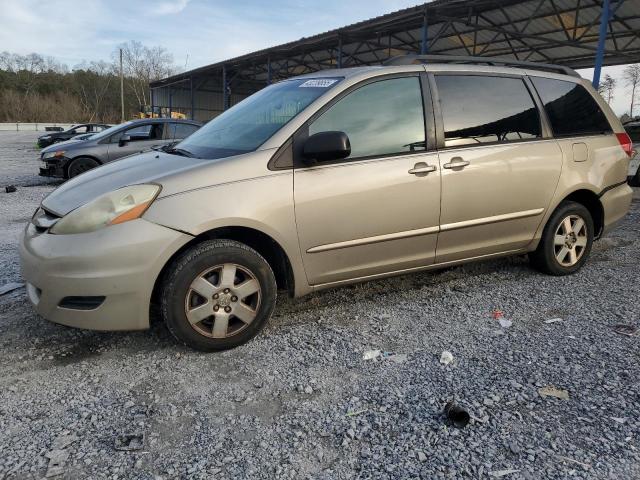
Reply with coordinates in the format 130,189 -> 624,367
299,79 -> 338,88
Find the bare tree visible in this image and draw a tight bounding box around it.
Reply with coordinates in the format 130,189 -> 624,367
114,41 -> 176,110
623,64 -> 640,117
598,74 -> 616,105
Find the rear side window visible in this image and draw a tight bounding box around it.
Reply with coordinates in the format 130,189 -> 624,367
435,75 -> 541,148
531,77 -> 611,137
309,76 -> 426,159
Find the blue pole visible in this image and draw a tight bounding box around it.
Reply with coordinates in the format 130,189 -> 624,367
420,11 -> 428,55
592,0 -> 610,89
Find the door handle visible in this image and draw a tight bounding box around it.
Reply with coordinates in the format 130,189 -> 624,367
443,157 -> 470,169
408,162 -> 437,175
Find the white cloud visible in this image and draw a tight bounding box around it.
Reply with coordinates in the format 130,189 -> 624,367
152,0 -> 191,16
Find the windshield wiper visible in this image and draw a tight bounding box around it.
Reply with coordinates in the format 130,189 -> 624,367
166,146 -> 197,158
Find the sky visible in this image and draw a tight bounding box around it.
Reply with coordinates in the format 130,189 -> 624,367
0,0 -> 635,116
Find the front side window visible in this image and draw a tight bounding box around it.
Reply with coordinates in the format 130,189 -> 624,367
71,125 -> 88,134
531,77 -> 611,137
436,75 -> 542,148
167,123 -> 199,140
178,77 -> 342,159
309,76 -> 426,159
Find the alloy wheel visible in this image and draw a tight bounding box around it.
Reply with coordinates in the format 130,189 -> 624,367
184,263 -> 261,338
553,214 -> 588,267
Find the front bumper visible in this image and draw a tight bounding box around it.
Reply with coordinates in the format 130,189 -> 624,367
19,218 -> 192,331
39,157 -> 67,178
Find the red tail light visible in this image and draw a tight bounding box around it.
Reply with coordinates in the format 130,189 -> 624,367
616,132 -> 633,157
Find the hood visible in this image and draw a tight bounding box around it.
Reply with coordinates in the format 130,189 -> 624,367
41,148 -> 277,216
42,150 -> 211,216
41,137 -> 88,153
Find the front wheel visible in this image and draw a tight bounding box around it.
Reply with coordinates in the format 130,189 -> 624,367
161,240 -> 277,351
529,201 -> 594,276
67,157 -> 100,178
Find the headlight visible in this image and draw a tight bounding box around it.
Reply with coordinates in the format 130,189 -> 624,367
43,150 -> 65,159
49,184 -> 161,235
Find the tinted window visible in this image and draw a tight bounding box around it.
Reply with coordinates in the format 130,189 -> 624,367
113,124 -> 163,142
71,125 -> 88,134
436,75 -> 541,148
168,123 -> 199,139
532,77 -> 611,137
627,125 -> 640,142
309,77 -> 426,159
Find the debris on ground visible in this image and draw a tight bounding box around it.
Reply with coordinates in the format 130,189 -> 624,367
0,282 -> 24,296
51,433 -> 78,451
444,401 -> 470,428
416,451 -> 427,462
612,324 -> 638,336
552,453 -> 591,469
362,350 -> 407,363
114,433 -> 144,451
45,449 -> 69,478
363,350 -> 382,360
498,318 -> 513,328
489,469 -> 520,477
346,408 -> 368,417
544,317 -> 564,324
439,351 -> 454,365
492,309 -> 504,319
538,385 -> 570,400
5,185 -> 17,193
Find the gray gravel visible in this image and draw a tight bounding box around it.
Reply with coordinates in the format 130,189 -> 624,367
1,131 -> 639,479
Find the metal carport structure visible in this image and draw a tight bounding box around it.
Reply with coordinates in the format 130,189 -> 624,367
150,0 -> 640,122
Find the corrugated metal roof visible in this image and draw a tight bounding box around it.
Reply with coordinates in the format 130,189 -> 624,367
151,0 -> 640,88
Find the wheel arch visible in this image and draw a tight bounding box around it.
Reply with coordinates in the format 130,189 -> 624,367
560,188 -> 604,238
151,226 -> 296,317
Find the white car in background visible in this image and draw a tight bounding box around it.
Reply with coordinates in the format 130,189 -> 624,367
626,122 -> 640,185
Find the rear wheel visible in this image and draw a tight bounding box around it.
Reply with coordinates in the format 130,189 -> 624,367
67,157 -> 100,178
529,201 -> 594,275
161,240 -> 277,351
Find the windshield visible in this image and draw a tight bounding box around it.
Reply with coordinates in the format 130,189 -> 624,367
177,77 -> 342,159
89,121 -> 135,141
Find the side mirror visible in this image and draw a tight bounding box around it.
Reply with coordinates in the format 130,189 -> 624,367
118,134 -> 131,147
302,131 -> 351,163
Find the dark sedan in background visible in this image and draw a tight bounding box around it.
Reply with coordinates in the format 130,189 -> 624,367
39,118 -> 202,179
37,123 -> 111,148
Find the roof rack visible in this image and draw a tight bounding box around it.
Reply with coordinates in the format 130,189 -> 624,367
383,54 -> 581,78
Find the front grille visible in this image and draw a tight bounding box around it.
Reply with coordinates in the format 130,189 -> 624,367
58,296 -> 105,310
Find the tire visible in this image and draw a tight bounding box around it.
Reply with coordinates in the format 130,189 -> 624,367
67,157 -> 100,178
529,201 -> 594,276
161,239 -> 277,351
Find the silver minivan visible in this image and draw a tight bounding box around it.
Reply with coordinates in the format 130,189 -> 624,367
21,56 -> 634,351
39,118 -> 202,179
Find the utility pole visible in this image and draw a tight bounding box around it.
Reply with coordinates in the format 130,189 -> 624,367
119,48 -> 125,123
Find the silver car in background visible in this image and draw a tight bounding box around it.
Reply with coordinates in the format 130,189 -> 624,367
39,118 -> 202,179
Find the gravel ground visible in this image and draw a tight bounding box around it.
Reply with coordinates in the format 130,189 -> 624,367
1,131 -> 639,479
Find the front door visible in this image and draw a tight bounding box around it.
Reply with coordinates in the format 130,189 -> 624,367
433,74 -> 563,263
294,75 -> 441,285
107,123 -> 166,161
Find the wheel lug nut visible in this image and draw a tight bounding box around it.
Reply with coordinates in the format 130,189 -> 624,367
214,305 -> 219,311
231,296 -> 238,302
224,288 -> 230,294
213,293 -> 219,299
224,306 -> 232,313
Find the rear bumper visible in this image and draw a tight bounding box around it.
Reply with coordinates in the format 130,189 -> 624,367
601,182 -> 633,235
19,218 -> 193,331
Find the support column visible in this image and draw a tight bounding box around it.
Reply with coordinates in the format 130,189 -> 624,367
420,10 -> 429,55
337,36 -> 343,68
168,87 -> 172,119
267,57 -> 272,85
190,76 -> 195,120
222,65 -> 229,111
592,0 -> 610,89
150,88 -> 155,118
